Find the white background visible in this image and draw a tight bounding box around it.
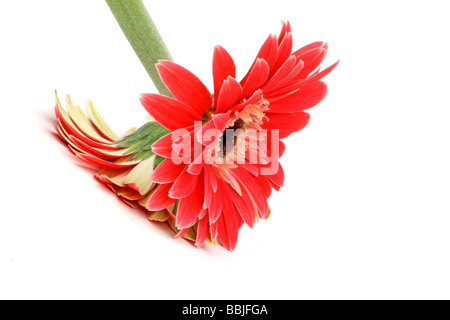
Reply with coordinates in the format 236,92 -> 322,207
1,0 -> 449,300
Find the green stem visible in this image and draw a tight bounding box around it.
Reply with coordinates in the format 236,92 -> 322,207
106,0 -> 173,97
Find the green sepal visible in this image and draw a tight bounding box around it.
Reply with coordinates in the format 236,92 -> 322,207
115,121 -> 170,161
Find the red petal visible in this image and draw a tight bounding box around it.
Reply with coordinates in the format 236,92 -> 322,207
199,207 -> 208,220
265,129 -> 286,154
174,228 -> 190,239
216,76 -> 243,114
196,119 -> 220,148
261,55 -> 298,93
187,161 -> 204,176
169,167 -> 199,199
227,180 -> 257,228
297,60 -> 339,89
263,112 -> 310,139
150,132 -> 173,158
264,60 -> 339,98
211,112 -> 230,133
241,34 -> 278,86
208,184 -> 222,223
69,135 -> 123,159
151,159 -> 186,183
272,32 -> 293,75
293,41 -> 326,57
157,60 -> 212,117
233,167 -> 268,218
267,81 -> 327,113
255,175 -> 272,199
241,58 -> 270,98
264,162 -> 284,187
297,47 -> 327,78
213,46 -> 236,107
152,125 -> 195,162
239,163 -> 259,176
278,21 -> 291,45
140,94 -> 200,131
217,188 -> 241,251
195,216 -> 209,248
229,89 -> 263,113
176,174 -> 204,229
145,183 -> 176,211
204,168 -> 214,209
210,220 -> 219,241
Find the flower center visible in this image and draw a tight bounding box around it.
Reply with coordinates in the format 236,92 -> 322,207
216,96 -> 270,163
218,118 -> 245,157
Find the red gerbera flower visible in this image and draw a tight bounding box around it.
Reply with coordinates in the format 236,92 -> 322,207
54,21 -> 337,251
140,21 -> 339,250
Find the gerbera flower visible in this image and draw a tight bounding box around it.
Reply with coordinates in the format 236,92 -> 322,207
140,21 -> 339,250
54,21 -> 337,251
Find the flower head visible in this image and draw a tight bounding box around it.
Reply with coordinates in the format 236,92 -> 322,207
139,21 -> 339,250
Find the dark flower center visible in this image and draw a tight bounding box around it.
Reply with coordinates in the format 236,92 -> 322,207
219,118 -> 245,157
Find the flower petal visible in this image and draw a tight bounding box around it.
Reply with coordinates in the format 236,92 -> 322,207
203,166 -> 215,209
118,187 -> 143,201
96,168 -> 132,187
124,156 -> 156,195
169,167 -> 199,199
195,216 -> 209,248
233,167 -> 268,218
297,60 -> 340,89
140,93 -> 200,131
293,41 -> 326,58
211,112 -> 231,133
226,179 -> 257,228
147,210 -> 170,222
240,34 -> 278,86
150,132 -> 173,158
241,58 -> 270,98
297,47 -> 327,78
176,174 -> 205,229
55,104 -> 120,151
208,185 -> 222,223
217,188 -> 242,251
278,21 -> 291,44
213,45 -> 236,106
261,55 -> 299,93
157,60 -> 212,117
263,112 -> 311,139
69,135 -> 127,159
145,183 -> 176,211
267,81 -> 328,113
264,162 -> 284,188
255,175 -> 272,199
76,153 -> 140,169
264,61 -> 339,99
65,95 -> 112,144
151,159 -> 186,183
86,99 -> 119,141
210,220 -> 219,242
216,76 -> 243,114
272,32 -> 293,75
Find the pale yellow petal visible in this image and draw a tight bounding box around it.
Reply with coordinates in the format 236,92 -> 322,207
124,155 -> 155,195
97,168 -> 132,187
86,99 -> 119,141
147,210 -> 170,221
65,95 -> 111,144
